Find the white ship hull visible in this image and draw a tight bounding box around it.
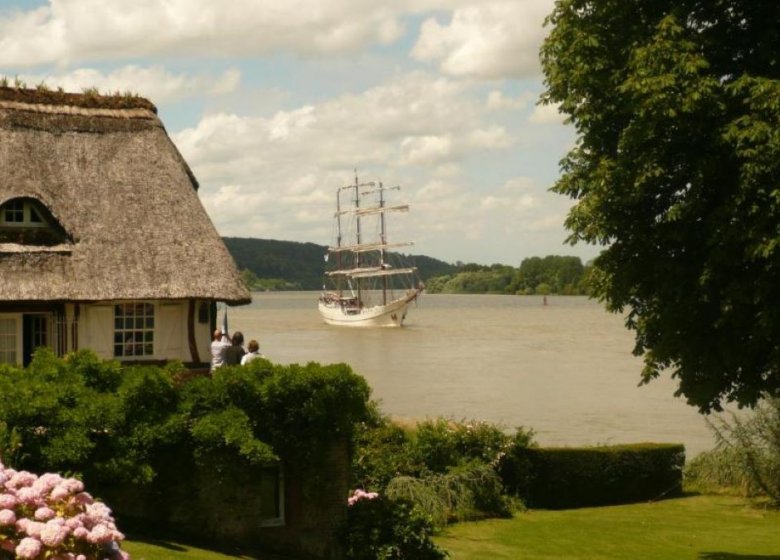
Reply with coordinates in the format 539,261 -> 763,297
318,290 -> 420,327
319,174 -> 422,327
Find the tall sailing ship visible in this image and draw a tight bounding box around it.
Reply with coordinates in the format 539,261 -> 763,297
318,174 -> 423,327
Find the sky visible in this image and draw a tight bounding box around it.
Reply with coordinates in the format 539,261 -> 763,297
0,0 -> 599,267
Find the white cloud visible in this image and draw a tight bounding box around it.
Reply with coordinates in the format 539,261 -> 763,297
410,174 -> 561,259
529,102 -> 565,124
0,0 -> 415,67
171,71 -> 528,253
486,90 -> 534,111
465,126 -> 511,149
400,135 -> 453,165
13,65 -> 241,104
174,71 -> 511,186
412,0 -> 554,79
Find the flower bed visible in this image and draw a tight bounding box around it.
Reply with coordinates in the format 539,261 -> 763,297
0,461 -> 128,560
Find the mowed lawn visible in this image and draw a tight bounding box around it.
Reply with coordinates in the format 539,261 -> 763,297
122,495 -> 780,560
436,494 -> 780,560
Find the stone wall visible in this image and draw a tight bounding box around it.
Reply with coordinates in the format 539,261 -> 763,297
100,441 -> 350,559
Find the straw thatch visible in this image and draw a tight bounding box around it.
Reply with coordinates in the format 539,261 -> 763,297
0,87 -> 250,304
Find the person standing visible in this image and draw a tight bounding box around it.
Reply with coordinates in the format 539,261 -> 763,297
224,331 -> 246,366
240,339 -> 265,365
210,329 -> 230,372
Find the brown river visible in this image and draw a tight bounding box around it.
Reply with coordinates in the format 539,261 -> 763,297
230,292 -> 718,458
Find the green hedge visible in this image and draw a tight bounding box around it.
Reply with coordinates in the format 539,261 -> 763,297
499,443 -> 685,509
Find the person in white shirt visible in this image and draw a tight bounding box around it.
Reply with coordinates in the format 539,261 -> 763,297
240,339 -> 265,365
210,329 -> 230,372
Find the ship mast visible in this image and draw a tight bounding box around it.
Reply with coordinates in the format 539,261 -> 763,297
353,172 -> 362,303
378,181 -> 387,305
335,187 -> 343,297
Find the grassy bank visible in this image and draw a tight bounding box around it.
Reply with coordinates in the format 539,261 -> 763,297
436,494 -> 780,559
122,494 -> 780,560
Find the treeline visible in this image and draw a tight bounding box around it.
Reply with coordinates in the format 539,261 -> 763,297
425,255 -> 592,295
223,237 -> 457,291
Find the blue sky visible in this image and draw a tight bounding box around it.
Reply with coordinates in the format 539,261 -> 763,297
0,0 -> 598,266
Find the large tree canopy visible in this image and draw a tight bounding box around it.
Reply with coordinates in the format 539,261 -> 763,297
541,0 -> 780,411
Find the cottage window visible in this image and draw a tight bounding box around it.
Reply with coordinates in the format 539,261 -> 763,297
0,197 -> 70,247
0,318 -> 18,365
3,200 -> 24,223
0,199 -> 47,227
113,303 -> 154,358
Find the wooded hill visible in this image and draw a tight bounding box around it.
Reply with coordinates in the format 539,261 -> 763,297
223,237 -> 458,291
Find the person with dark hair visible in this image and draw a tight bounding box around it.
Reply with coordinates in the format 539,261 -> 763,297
224,331 -> 246,366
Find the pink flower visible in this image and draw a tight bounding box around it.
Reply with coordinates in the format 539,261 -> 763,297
0,508 -> 16,525
33,473 -> 62,495
9,471 -> 37,489
0,494 -> 17,509
40,521 -> 70,547
16,486 -> 43,506
15,537 -> 42,559
34,506 -> 56,521
347,488 -> 380,506
74,492 -> 93,505
85,502 -> 112,522
49,485 -> 71,501
72,526 -> 89,539
60,478 -> 84,495
87,523 -> 114,544
23,520 -> 46,539
65,516 -> 84,530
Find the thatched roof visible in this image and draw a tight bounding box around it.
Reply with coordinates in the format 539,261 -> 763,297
0,87 -> 250,304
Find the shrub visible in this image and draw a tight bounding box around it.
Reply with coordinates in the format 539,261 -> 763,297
385,463 -> 512,527
352,416 -> 528,527
411,419 -> 515,474
703,397 -> 780,504
684,447 -> 760,496
0,461 -> 128,560
352,407 -> 417,490
0,350 -> 371,482
341,491 -> 447,560
352,415 -> 524,490
500,443 -> 685,509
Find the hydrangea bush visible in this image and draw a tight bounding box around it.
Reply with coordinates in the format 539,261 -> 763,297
341,489 -> 447,560
0,461 -> 128,560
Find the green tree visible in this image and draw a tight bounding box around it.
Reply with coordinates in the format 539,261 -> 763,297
239,268 -> 259,290
542,0 -> 780,411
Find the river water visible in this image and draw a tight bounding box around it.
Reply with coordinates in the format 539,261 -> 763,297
229,292 -> 717,458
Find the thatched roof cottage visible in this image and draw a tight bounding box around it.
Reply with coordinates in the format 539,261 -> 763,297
0,87 -> 250,367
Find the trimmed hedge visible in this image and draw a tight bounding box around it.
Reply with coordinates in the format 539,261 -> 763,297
499,443 -> 685,509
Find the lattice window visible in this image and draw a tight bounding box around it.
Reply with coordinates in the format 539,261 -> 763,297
0,318 -> 17,365
2,200 -> 24,223
113,303 -> 154,358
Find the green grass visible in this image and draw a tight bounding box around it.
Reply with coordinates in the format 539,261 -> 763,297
122,495 -> 780,559
122,538 -> 281,560
435,494 -> 780,560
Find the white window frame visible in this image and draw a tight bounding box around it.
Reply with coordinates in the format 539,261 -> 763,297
0,200 -> 48,228
113,302 -> 156,359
